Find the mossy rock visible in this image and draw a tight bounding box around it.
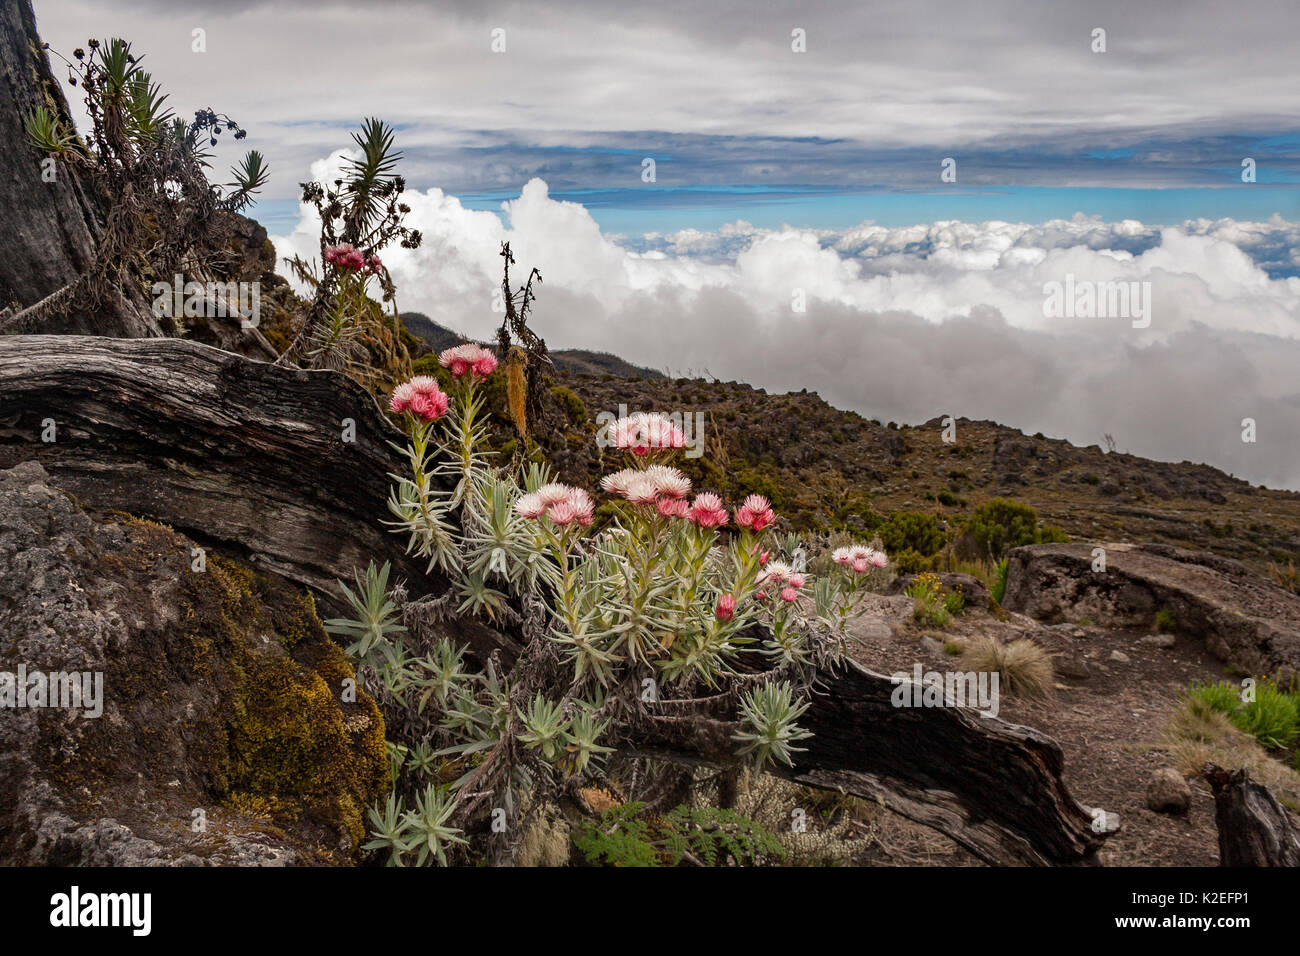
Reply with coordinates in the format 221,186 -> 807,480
0,463 -> 387,865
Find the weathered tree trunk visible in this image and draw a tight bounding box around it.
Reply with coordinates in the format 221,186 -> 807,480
1203,764 -> 1300,866
0,0 -> 161,337
0,334 -> 1110,865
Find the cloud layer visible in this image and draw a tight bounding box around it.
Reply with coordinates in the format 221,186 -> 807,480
272,161 -> 1300,490
32,0 -> 1300,199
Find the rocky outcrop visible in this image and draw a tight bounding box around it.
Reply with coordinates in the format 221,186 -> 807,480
0,461 -> 386,865
1003,542 -> 1300,675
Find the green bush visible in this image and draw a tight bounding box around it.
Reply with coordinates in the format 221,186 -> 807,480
880,511 -> 946,557
1155,609 -> 1176,633
1186,680 -> 1243,715
906,572 -> 955,628
550,385 -> 587,424
964,498 -> 1065,560
892,548 -> 928,575
574,802 -> 785,867
1234,681 -> 1300,750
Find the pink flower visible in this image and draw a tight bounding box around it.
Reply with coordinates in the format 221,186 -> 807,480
439,343 -> 499,380
836,544 -> 888,573
515,492 -> 547,519
389,382 -> 416,414
600,469 -> 639,498
759,550 -> 770,566
788,573 -> 806,589
645,464 -> 691,499
366,254 -> 383,274
759,561 -> 791,587
611,413 -> 687,456
780,586 -> 798,603
548,500 -> 579,526
564,488 -> 595,526
689,492 -> 728,528
324,243 -> 367,271
656,496 -> 690,519
390,376 -> 449,422
735,494 -> 775,532
623,475 -> 659,505
536,483 -> 572,507
409,389 -> 449,422
715,593 -> 736,621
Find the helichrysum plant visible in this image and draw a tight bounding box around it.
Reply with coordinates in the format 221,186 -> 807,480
334,343 -> 889,865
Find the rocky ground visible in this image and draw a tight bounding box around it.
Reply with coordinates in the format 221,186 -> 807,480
844,545 -> 1300,866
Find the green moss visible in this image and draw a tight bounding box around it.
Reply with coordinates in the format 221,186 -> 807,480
84,527 -> 386,858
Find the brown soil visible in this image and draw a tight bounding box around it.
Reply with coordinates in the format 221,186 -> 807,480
844,603 -> 1258,866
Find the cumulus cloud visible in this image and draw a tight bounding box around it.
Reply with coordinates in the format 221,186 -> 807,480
272,172 -> 1300,489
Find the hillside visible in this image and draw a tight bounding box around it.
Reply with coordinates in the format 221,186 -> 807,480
554,372 -> 1300,572
403,312 -> 665,380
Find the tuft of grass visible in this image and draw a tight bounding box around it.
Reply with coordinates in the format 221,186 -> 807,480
1186,680 -> 1243,716
1155,609 -> 1176,633
962,635 -> 1054,699
1183,678 -> 1300,751
1234,681 -> 1300,750
943,640 -> 964,656
1161,694 -> 1300,812
1268,559 -> 1299,594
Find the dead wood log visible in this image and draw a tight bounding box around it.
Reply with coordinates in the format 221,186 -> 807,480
1203,763 -> 1300,866
626,659 -> 1108,866
0,333 -> 1108,865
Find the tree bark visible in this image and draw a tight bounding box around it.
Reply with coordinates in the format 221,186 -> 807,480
1203,764 -> 1300,866
0,333 -> 1110,866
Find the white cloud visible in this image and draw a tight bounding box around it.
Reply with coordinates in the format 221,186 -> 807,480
272,177 -> 1300,489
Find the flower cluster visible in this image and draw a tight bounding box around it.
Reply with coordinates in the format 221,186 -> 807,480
515,482 -> 595,527
599,466 -> 738,530
735,494 -> 775,532
689,491 -> 729,528
324,242 -> 382,274
610,412 -> 687,456
757,561 -> 807,603
439,343 -> 499,380
832,544 -> 889,574
389,375 -> 451,422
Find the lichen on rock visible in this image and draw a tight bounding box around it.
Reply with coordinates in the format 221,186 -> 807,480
0,460 -> 386,865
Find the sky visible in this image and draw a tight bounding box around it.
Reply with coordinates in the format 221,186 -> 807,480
31,0 -> 1300,489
